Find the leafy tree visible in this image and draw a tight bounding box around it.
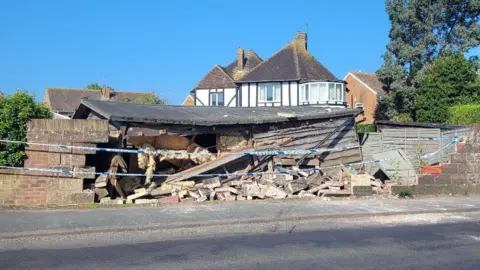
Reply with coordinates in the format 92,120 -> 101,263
376,0 -> 480,120
0,91 -> 52,166
86,82 -> 113,91
415,53 -> 480,123
119,95 -> 166,105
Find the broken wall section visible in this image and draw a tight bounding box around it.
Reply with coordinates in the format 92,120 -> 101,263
0,119 -> 109,205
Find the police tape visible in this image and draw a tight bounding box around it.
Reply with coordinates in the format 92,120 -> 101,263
0,138 -> 459,178
0,135 -> 457,157
0,138 -> 361,156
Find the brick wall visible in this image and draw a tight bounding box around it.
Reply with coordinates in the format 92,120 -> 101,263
392,125 -> 480,196
0,119 -> 109,206
345,74 -> 378,124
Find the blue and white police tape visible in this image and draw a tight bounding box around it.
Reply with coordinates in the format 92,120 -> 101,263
0,138 -> 459,178
0,138 -> 361,156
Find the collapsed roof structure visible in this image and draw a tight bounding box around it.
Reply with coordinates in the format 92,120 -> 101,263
73,100 -> 363,202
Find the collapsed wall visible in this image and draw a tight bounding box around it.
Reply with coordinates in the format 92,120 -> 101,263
0,119 -> 109,205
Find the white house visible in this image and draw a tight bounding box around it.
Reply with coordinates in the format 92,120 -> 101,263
188,32 -> 346,108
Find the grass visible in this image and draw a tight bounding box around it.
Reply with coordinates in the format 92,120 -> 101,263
398,189 -> 414,199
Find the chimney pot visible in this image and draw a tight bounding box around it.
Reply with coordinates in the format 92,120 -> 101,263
295,32 -> 307,50
237,47 -> 244,70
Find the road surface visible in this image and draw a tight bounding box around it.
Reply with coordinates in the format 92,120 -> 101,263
1,212 -> 480,269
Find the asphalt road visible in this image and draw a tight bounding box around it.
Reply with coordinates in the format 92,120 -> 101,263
1,213 -> 480,270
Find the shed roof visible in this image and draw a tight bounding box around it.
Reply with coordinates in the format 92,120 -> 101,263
375,120 -> 467,130
74,99 -> 360,126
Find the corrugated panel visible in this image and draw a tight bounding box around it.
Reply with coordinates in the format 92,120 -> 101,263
368,150 -> 417,185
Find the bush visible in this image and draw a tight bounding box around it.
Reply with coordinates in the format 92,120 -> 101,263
391,113 -> 413,122
0,90 -> 52,166
398,189 -> 413,199
356,124 -> 376,133
449,104 -> 480,124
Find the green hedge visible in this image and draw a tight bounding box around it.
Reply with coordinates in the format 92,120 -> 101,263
356,124 -> 376,133
449,104 -> 480,124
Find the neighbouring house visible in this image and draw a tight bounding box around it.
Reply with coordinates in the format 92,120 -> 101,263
182,94 -> 195,106
344,72 -> 386,124
188,32 -> 346,107
44,87 -> 158,119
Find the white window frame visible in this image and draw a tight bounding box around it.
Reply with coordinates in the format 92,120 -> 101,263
209,92 -> 224,106
258,83 -> 281,102
300,82 -> 345,103
355,103 -> 364,109
327,82 -> 345,102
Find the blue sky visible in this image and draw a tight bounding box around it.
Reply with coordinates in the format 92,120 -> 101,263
0,0 -> 477,105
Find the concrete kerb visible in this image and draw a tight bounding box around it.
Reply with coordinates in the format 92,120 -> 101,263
2,207 -> 480,240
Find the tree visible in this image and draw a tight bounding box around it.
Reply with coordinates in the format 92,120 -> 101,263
415,53 -> 480,123
0,91 -> 52,166
86,82 -> 113,90
376,0 -> 480,120
119,95 -> 166,105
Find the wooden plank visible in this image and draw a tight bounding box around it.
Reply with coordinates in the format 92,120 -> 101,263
165,147 -> 253,183
279,158 -> 319,166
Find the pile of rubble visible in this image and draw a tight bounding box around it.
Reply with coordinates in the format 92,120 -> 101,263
97,161 -> 391,204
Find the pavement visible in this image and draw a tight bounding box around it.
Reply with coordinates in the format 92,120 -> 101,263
1,211 -> 480,269
1,196 -> 480,238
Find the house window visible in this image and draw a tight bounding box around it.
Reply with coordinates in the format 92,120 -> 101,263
301,82 -> 341,103
258,83 -> 281,102
355,103 -> 364,110
209,92 -> 224,106
328,83 -> 345,102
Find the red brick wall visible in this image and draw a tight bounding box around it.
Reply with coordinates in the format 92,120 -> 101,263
345,74 -> 378,124
392,126 -> 480,196
0,119 -> 109,206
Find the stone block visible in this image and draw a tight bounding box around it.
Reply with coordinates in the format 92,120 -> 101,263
435,175 -> 452,185
135,199 -> 159,204
352,185 -> 373,196
351,174 -> 374,186
73,167 -> 96,179
215,187 -> 239,195
417,175 -> 435,185
158,195 -> 180,204
47,178 -> 83,192
202,178 -> 221,189
60,154 -> 86,167
423,185 -> 444,195
265,185 -> 287,199
100,198 -> 124,205
449,153 -> 467,163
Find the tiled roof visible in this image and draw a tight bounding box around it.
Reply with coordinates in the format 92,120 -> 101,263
350,72 -> 387,95
223,50 -> 263,80
194,65 -> 237,89
45,88 -> 157,113
238,39 -> 340,83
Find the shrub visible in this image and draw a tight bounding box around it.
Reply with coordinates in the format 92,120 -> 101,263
398,189 -> 413,199
0,90 -> 52,166
356,124 -> 376,133
449,104 -> 480,124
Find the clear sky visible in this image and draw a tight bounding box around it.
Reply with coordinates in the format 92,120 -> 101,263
0,0 -> 476,105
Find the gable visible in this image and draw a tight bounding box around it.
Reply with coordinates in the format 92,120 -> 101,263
194,65 -> 237,89
345,72 -> 386,95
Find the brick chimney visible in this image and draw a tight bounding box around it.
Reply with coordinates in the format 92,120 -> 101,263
237,47 -> 244,70
295,32 -> 307,50
102,86 -> 111,99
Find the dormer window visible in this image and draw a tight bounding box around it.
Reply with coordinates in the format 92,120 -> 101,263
258,83 -> 281,102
